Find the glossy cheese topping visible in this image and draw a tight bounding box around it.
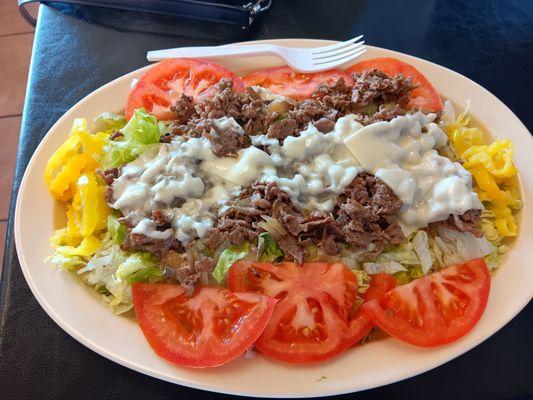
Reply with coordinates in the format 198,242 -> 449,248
344,112 -> 483,234
111,116 -> 363,243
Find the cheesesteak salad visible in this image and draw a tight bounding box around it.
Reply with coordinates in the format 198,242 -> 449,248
46,57 -> 522,367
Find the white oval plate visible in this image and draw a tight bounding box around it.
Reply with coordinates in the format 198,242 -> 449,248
15,39 -> 533,398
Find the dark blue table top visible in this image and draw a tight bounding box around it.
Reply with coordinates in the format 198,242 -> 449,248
1,1 -> 532,399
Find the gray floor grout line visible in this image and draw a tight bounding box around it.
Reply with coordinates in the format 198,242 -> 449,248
0,31 -> 34,39
0,114 -> 23,119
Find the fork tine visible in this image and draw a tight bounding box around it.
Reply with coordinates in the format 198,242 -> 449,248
313,48 -> 367,69
312,41 -> 365,61
312,35 -> 364,55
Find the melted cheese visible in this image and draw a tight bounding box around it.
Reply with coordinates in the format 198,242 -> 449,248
344,112 -> 482,234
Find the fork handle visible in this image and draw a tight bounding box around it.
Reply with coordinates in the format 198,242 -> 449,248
147,44 -> 284,62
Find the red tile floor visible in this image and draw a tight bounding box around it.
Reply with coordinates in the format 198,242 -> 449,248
0,0 -> 35,273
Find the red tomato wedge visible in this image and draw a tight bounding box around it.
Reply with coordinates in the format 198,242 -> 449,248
362,273 -> 398,303
346,57 -> 443,112
228,261 -> 368,364
243,66 -> 353,100
125,58 -> 245,120
361,259 -> 490,347
132,284 -> 276,368
344,273 -> 398,345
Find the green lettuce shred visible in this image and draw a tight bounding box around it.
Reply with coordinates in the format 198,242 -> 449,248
257,233 -> 284,262
102,108 -> 162,169
107,215 -> 126,245
213,242 -> 250,284
94,112 -> 127,131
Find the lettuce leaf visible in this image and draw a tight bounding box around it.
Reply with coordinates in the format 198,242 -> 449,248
102,108 -> 162,169
76,243 -> 163,314
94,112 -> 127,131
257,233 -> 284,262
107,215 -> 126,245
213,242 -> 250,284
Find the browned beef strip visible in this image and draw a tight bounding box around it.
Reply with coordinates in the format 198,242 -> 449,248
110,130 -> 124,140
429,209 -> 483,237
334,174 -> 404,256
206,175 -> 404,264
351,69 -> 415,110
99,167 -> 120,186
163,71 -> 416,156
122,231 -> 183,256
169,94 -> 195,124
313,118 -> 335,133
121,210 -> 181,257
161,249 -> 215,295
267,118 -> 298,139
204,122 -> 251,157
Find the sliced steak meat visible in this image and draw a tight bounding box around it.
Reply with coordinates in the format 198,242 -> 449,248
206,175 -> 404,264
429,209 -> 483,237
164,70 -> 416,156
313,118 -> 335,133
312,77 -> 353,114
205,122 -> 251,157
99,167 -> 120,186
121,210 -> 181,257
169,94 -> 195,124
334,174 -> 404,257
161,249 -> 215,296
110,130 -> 124,140
122,231 -> 183,257
351,69 -> 415,110
267,118 -> 298,139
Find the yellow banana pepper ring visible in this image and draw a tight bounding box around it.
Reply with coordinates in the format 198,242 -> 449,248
44,134 -> 81,186
463,139 -> 518,179
56,234 -> 101,257
469,165 -> 508,203
449,127 -> 484,155
48,154 -> 97,201
494,216 -> 518,237
78,173 -> 109,236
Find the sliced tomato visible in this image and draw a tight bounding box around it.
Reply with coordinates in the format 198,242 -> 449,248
346,57 -> 443,112
132,284 -> 276,368
125,58 -> 245,120
228,261 -> 364,364
362,273 -> 398,303
243,66 -> 353,100
361,259 -> 490,347
344,273 -> 398,345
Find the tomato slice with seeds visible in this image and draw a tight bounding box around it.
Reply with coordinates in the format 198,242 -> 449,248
361,259 -> 490,347
125,58 -> 245,120
243,66 -> 353,100
228,261 -> 368,364
132,284 -> 276,368
346,57 -> 443,112
344,273 -> 398,345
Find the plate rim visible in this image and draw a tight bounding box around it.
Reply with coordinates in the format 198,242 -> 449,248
14,39 -> 533,398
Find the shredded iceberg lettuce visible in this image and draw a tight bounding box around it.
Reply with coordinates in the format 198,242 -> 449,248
107,215 -> 126,245
366,227 -> 495,284
94,112 -> 127,132
75,241 -> 162,314
213,242 -> 250,284
101,108 -> 163,169
257,233 -> 284,262
430,227 -> 493,268
363,261 -> 406,274
412,231 -> 433,274
50,216 -> 163,314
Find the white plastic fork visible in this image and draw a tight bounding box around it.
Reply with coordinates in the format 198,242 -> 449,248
146,36 -> 366,73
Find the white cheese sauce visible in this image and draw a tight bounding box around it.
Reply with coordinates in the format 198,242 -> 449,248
343,112 -> 482,235
111,116 -> 363,243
